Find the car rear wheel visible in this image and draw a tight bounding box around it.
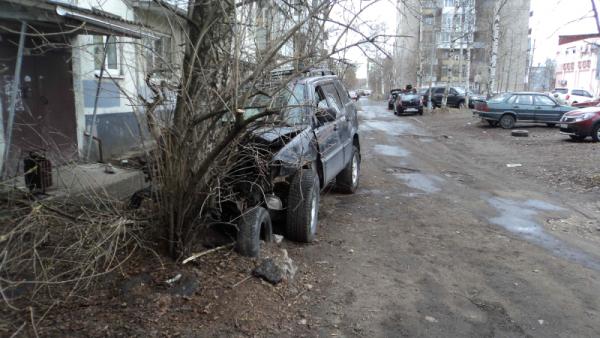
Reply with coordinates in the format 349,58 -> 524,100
286,168 -> 320,242
592,124 -> 600,142
336,146 -> 360,193
236,207 -> 273,257
458,101 -> 466,109
499,114 -> 516,129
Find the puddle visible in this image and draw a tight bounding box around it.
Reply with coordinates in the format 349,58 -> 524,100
487,197 -> 600,271
374,144 -> 410,157
361,120 -> 415,136
395,173 -> 444,194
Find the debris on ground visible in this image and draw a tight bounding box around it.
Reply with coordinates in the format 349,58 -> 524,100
506,163 -> 523,168
252,249 -> 297,284
425,316 -> 438,323
273,234 -> 284,244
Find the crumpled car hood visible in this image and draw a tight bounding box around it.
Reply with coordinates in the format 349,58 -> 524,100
251,125 -> 307,143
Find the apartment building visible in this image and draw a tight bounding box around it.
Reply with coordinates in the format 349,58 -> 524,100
394,0 -> 531,93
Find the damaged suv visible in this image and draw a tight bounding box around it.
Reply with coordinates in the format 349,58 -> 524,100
225,73 -> 361,256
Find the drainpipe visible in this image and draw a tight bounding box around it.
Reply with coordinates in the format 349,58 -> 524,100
1,21 -> 26,179
85,35 -> 110,162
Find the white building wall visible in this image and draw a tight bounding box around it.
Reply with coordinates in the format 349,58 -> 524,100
555,38 -> 600,97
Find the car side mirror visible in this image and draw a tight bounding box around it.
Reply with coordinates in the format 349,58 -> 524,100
316,107 -> 337,124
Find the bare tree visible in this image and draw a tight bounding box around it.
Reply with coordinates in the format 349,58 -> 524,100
487,0 -> 509,97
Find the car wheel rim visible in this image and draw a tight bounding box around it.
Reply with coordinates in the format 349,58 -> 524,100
597,128 -> 600,140
309,188 -> 318,234
351,153 -> 359,188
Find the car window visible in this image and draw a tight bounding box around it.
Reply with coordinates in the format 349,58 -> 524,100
454,87 -> 466,95
434,87 -> 445,94
552,88 -> 568,94
534,95 -> 556,105
572,90 -> 583,96
489,93 -> 512,103
334,81 -> 350,105
515,95 -> 533,105
322,83 -> 344,116
450,88 -> 458,95
583,90 -> 593,97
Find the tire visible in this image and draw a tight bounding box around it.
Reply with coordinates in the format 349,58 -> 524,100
592,124 -> 600,142
286,168 -> 320,242
236,207 -> 273,257
487,120 -> 499,127
546,123 -> 556,127
569,135 -> 586,141
457,101 -> 466,109
336,146 -> 360,193
499,114 -> 516,129
511,130 -> 529,137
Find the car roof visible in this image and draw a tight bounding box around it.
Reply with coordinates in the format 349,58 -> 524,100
504,92 -> 550,95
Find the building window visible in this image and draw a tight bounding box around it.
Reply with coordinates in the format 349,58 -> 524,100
143,36 -> 173,72
424,16 -> 434,25
94,35 -> 119,70
443,14 -> 453,29
444,0 -> 454,7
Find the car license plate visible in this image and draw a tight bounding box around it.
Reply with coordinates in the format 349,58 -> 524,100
560,123 -> 568,128
405,108 -> 417,112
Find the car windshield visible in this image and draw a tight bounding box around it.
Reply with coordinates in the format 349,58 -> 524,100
243,84 -> 308,125
418,88 -> 428,95
553,88 -> 568,94
488,93 -> 511,103
454,87 -> 466,95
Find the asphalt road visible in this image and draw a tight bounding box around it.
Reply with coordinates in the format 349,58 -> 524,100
297,98 -> 600,337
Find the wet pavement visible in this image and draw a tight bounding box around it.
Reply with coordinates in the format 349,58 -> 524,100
301,98 -> 600,337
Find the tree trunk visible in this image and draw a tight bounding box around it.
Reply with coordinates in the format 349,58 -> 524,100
487,0 -> 503,97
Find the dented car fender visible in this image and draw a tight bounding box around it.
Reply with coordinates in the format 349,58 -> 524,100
272,127 -> 318,177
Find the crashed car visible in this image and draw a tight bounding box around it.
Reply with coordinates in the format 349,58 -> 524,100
222,73 -> 361,257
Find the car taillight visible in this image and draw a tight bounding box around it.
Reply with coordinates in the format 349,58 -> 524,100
476,102 -> 489,112
566,94 -> 570,100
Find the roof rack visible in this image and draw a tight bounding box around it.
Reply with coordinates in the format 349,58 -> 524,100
302,68 -> 335,76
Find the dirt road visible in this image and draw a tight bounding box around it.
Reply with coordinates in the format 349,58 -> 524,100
292,98 -> 600,337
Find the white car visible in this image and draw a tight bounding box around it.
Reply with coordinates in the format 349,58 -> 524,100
552,88 -> 594,105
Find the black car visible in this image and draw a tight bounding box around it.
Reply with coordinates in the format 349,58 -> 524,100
388,89 -> 403,110
230,73 -> 361,256
394,92 -> 423,115
421,86 -> 484,108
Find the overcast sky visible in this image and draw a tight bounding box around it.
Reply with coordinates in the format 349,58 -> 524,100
341,0 -> 600,78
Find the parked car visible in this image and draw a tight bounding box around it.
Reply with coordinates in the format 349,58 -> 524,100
474,92 -> 576,129
421,86 -> 472,108
559,105 -> 600,141
232,73 -> 361,255
394,92 -> 424,115
552,88 -> 594,105
388,88 -> 403,110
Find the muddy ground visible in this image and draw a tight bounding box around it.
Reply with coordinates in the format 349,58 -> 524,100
35,98 -> 600,337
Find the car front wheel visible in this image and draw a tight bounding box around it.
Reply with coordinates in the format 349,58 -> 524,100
499,114 -> 516,129
236,207 -> 273,257
592,124 -> 600,142
286,168 -> 320,242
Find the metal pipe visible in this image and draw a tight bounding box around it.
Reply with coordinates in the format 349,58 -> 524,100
2,21 -> 26,179
85,35 -> 110,161
83,132 -> 104,163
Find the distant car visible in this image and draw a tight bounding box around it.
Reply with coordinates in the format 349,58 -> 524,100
552,88 -> 594,105
348,90 -> 358,101
394,92 -> 424,115
421,86 -> 471,108
474,92 -> 576,129
559,105 -> 600,141
571,99 -> 600,108
388,89 -> 403,110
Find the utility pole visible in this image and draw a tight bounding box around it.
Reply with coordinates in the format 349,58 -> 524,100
417,4 -> 424,89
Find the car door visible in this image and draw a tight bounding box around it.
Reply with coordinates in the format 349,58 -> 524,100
448,88 -> 459,106
533,94 -> 562,122
512,94 -> 535,121
433,87 -> 445,106
333,80 -> 356,159
313,83 -> 345,184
